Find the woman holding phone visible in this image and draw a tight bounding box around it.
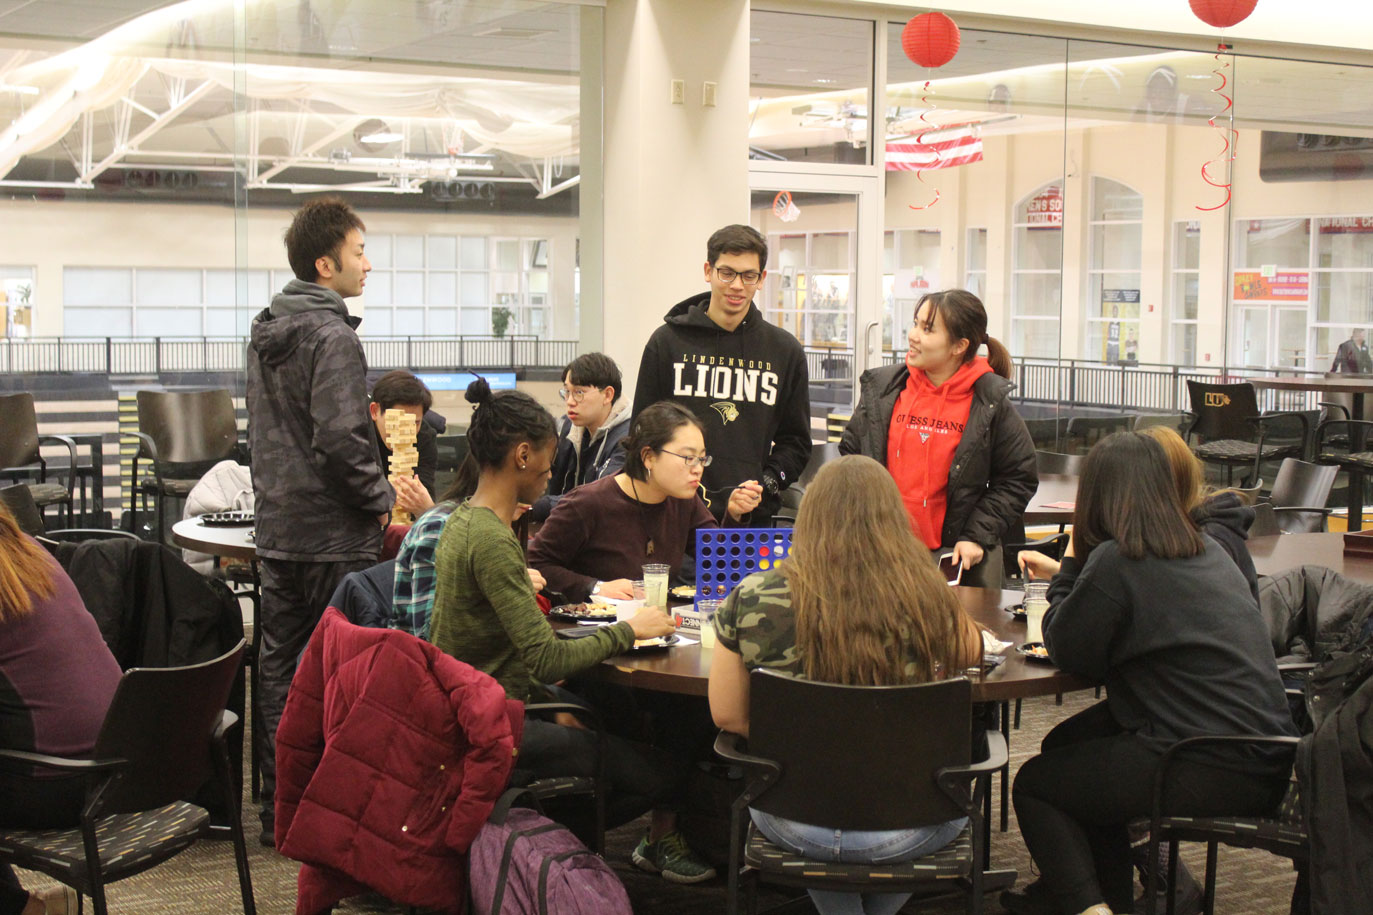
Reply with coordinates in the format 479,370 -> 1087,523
840,289 -> 1037,587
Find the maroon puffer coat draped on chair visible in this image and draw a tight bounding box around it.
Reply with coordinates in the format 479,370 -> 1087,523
276,607 -> 523,915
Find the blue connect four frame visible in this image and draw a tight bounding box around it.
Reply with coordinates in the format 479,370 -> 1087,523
692,528 -> 793,604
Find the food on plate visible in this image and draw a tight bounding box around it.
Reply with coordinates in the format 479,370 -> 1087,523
670,585 -> 697,600
552,602 -> 618,620
1023,643 -> 1050,659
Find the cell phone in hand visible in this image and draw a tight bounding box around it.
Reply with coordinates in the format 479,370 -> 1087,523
937,552 -> 964,586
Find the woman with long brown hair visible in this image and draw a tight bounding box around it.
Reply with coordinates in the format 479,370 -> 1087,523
709,454 -> 981,915
1,502 -> 120,915
840,289 -> 1037,587
1004,432 -> 1294,915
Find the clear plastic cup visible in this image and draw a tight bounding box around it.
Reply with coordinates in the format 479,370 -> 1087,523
1024,581 -> 1050,644
642,563 -> 670,613
697,599 -> 722,650
619,580 -> 646,623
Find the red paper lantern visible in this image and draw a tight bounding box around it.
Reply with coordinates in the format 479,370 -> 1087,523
1188,0 -> 1258,29
901,12 -> 961,69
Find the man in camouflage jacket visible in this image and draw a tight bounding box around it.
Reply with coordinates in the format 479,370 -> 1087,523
247,198 -> 392,843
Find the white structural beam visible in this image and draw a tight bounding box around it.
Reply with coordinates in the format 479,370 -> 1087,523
79,80 -> 215,183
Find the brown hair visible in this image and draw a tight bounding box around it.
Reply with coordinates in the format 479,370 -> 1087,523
1072,431 -> 1205,563
706,224 -> 768,272
1142,426 -> 1204,514
0,501 -> 55,622
371,370 -> 433,412
784,455 -> 981,685
915,289 -> 1012,379
285,197 -> 366,282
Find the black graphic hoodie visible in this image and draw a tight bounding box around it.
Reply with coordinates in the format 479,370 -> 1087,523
632,292 -> 811,519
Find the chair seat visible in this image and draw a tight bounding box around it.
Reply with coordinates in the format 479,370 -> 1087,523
25,482 -> 71,507
0,802 -> 209,887
525,775 -> 597,798
1154,780 -> 1305,857
743,820 -> 973,883
141,477 -> 200,497
1318,450 -> 1373,471
1192,440 -> 1300,463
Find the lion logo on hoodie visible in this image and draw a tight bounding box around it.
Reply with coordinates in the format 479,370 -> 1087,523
710,401 -> 740,424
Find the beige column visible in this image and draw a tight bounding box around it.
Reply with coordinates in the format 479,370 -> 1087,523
600,0 -> 751,400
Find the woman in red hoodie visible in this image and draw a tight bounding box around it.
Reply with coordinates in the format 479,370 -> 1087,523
840,289 -> 1037,587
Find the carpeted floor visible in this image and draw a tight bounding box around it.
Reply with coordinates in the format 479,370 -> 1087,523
13,690 -> 1298,914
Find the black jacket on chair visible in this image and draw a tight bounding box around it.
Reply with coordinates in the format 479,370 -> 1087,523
839,363 -> 1037,549
1258,565 -> 1373,664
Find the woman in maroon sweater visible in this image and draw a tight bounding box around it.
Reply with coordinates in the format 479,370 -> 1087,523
0,503 -> 122,915
528,401 -> 759,602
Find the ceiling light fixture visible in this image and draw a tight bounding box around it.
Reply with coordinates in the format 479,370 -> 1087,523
359,130 -> 403,144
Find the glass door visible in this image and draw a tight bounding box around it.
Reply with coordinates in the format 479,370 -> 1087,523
1274,307 -> 1307,370
748,168 -> 881,412
1236,306 -> 1270,368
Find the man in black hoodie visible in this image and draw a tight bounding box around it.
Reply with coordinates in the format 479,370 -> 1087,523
247,198 -> 392,845
632,224 -> 810,523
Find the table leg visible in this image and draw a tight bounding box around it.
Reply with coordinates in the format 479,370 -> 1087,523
1351,395 -> 1367,532
89,437 -> 104,521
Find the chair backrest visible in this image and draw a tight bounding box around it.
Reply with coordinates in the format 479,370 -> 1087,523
1003,532 -> 1071,580
748,670 -> 971,831
1186,381 -> 1260,442
1269,458 -> 1338,509
1272,507 -> 1329,535
798,442 -> 842,488
1023,416 -> 1068,451
1064,415 -> 1133,453
92,640 -> 245,815
136,390 -> 239,466
1250,502 -> 1281,537
0,392 -> 41,468
433,433 -> 469,498
0,483 -> 45,536
1035,450 -> 1084,476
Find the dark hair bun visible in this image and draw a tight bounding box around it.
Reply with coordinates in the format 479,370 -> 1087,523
465,377 -> 493,406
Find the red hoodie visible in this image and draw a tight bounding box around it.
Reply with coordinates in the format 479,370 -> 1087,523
886,357 -> 995,549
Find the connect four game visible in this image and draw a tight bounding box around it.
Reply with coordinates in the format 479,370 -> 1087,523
691,528 -> 793,604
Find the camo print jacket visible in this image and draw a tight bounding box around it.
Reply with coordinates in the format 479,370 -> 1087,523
247,280 -> 392,562
715,566 -> 930,681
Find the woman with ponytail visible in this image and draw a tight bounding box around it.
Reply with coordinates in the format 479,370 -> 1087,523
427,379 -> 684,840
839,289 -> 1037,587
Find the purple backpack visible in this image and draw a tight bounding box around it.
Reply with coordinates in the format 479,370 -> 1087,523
469,802 -> 631,915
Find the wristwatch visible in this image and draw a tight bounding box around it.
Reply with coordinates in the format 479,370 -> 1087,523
762,468 -> 783,496
591,581 -> 604,596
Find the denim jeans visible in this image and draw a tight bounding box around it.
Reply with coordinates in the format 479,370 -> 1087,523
750,808 -> 967,915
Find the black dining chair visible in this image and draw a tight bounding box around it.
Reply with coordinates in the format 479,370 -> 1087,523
1185,381 -> 1310,487
1064,415 -> 1134,454
0,642 -> 254,915
1261,459 -> 1337,533
0,392 -> 77,527
131,389 -> 241,544
714,672 -> 1006,915
1035,450 -> 1084,476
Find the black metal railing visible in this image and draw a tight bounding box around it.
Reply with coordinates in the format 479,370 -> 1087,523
0,335 -> 578,375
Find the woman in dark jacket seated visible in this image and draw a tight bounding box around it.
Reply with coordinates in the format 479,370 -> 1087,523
839,289 -> 1037,587
1005,432 -> 1296,915
0,503 -> 121,915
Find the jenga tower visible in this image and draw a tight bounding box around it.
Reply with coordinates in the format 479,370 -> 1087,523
384,408 -> 420,525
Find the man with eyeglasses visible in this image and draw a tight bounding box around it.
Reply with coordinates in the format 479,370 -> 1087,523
633,224 -> 811,524
530,352 -> 632,522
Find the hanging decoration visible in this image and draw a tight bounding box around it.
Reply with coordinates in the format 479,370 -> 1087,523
1188,0 -> 1258,29
1187,2 -> 1256,211
900,13 -> 962,212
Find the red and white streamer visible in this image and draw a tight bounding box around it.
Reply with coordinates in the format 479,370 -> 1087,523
1197,44 -> 1237,212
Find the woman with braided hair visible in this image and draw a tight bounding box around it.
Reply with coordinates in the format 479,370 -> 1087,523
839,289 -> 1037,588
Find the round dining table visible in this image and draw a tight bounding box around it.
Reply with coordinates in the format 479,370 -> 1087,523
563,586 -> 1095,703
171,516 -> 258,561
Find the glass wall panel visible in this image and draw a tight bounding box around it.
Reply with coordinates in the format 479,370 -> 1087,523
750,11 -> 873,165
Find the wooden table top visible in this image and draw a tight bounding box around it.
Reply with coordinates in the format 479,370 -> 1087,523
171,517 -> 258,562
1248,375 -> 1373,395
568,587 -> 1094,703
1248,531 -> 1373,582
1024,474 -> 1077,524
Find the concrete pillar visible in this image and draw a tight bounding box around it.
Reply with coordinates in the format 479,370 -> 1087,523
600,0 -> 751,401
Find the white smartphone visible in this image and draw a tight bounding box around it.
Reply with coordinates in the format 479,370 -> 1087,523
937,551 -> 964,586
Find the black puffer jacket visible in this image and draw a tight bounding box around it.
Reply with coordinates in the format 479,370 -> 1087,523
1192,492 -> 1259,604
1259,565 -> 1373,664
839,363 -> 1037,549
247,280 -> 392,562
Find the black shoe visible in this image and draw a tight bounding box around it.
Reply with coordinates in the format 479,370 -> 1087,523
259,815 -> 275,848
1000,879 -> 1058,915
1132,842 -> 1203,915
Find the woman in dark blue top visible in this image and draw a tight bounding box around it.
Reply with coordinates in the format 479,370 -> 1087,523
1005,432 -> 1296,915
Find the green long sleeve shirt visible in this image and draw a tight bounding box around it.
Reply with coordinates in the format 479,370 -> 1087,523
429,502 -> 634,702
